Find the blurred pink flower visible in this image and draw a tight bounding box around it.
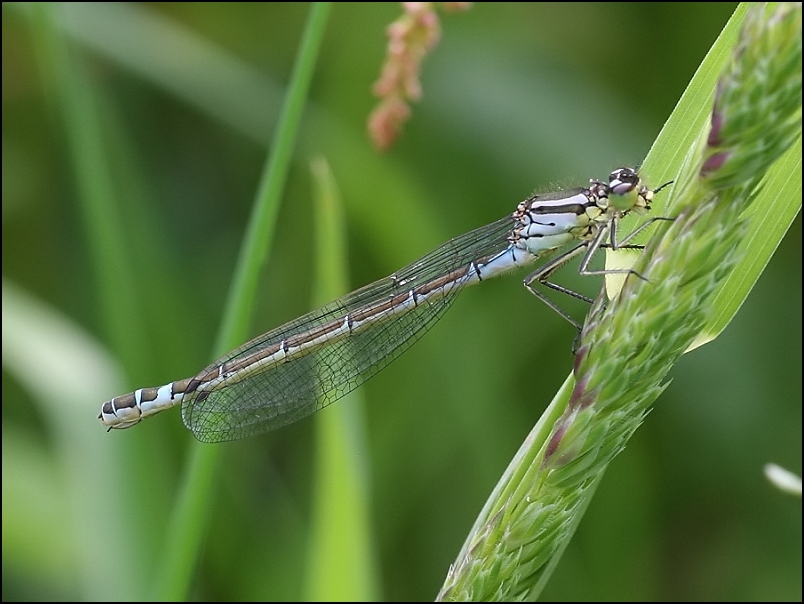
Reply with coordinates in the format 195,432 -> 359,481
368,2 -> 471,150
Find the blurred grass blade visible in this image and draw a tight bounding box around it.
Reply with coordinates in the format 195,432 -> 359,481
157,4 -> 333,600
28,2 -> 150,373
2,280 -> 143,600
304,158 -> 379,600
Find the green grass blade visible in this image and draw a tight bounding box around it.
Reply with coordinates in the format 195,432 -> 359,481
303,158 -> 379,600
156,4 -> 333,600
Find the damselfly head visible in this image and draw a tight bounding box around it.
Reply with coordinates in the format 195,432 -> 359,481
606,167 -> 673,214
606,167 -> 644,212
607,167 -> 641,196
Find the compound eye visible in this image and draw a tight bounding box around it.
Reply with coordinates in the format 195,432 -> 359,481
608,167 -> 639,195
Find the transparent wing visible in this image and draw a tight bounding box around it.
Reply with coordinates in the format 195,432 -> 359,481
182,216 -> 519,442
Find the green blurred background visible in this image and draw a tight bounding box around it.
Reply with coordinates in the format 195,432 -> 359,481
2,2 -> 800,601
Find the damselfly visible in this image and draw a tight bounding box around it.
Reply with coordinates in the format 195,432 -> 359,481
99,167 -> 668,443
